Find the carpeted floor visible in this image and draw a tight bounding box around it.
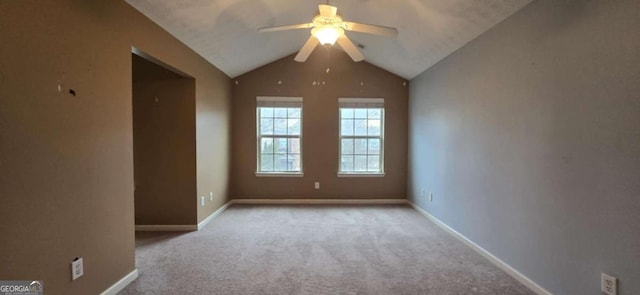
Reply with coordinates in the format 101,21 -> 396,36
120,205 -> 534,294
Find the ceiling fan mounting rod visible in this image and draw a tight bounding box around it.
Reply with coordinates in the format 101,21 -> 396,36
312,15 -> 343,27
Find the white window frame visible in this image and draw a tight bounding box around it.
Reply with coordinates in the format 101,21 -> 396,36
338,98 -> 385,177
255,96 -> 304,177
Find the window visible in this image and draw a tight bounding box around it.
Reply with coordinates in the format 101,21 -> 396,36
338,98 -> 384,175
256,97 -> 303,175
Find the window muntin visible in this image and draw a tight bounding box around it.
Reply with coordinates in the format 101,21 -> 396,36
256,97 -> 302,174
339,98 -> 384,174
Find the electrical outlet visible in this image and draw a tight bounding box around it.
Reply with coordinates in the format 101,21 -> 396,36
71,257 -> 83,280
209,192 -> 213,201
429,193 -> 433,202
601,273 -> 617,295
315,182 -> 320,189
201,196 -> 205,207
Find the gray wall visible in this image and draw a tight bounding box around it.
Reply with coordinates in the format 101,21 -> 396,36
408,1 -> 640,294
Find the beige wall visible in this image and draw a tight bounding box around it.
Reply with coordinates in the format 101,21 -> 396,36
0,1 -> 230,294
133,55 -> 197,225
195,59 -> 232,223
231,47 -> 408,199
409,0 -> 640,294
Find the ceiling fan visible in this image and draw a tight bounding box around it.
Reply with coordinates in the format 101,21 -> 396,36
258,3 -> 398,62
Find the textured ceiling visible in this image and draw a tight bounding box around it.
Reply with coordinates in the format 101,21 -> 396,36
126,0 -> 532,79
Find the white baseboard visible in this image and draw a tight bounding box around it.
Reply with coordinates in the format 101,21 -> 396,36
408,202 -> 552,295
130,198 -> 548,295
230,198 -> 408,205
101,269 -> 138,295
134,224 -> 197,231
197,201 -> 232,230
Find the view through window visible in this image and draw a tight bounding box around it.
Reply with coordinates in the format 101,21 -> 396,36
256,97 -> 303,173
339,98 -> 384,174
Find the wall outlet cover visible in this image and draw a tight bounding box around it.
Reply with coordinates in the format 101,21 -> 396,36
71,257 -> 83,280
601,273 -> 617,295
209,192 -> 213,201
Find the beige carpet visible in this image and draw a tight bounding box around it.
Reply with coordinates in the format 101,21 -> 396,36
120,205 -> 534,294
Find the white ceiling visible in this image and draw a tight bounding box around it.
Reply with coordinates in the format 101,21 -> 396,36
126,0 -> 532,79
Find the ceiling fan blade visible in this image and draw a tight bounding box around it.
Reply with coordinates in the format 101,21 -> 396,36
318,4 -> 337,18
343,22 -> 398,37
336,35 -> 364,62
295,36 -> 319,62
258,23 -> 313,33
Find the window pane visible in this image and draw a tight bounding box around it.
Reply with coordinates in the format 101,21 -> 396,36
260,138 -> 273,153
260,107 -> 273,118
354,109 -> 368,119
257,104 -> 302,173
260,155 -> 273,172
354,138 -> 367,154
287,155 -> 301,171
274,119 -> 287,135
341,108 -> 354,119
367,119 -> 381,136
354,155 -> 367,171
287,118 -> 300,135
354,119 -> 367,136
260,118 -> 273,135
288,138 -> 300,154
274,155 -> 288,171
341,155 -> 354,171
274,138 -> 287,154
274,107 -> 288,118
341,119 -> 354,136
337,106 -> 384,174
368,109 -> 381,119
368,138 -> 380,154
367,155 -> 380,172
341,138 -> 354,155
288,108 -> 301,118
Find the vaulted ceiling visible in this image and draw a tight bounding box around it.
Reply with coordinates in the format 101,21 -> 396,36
126,0 -> 533,79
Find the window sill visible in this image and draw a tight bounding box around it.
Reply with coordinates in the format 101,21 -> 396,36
255,172 -> 304,178
337,173 -> 385,178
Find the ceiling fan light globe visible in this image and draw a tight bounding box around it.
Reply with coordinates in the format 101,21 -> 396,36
311,26 -> 343,45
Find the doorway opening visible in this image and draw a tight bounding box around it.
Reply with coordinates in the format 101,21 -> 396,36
131,48 -> 197,230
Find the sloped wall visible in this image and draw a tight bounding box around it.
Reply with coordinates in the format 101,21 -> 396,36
231,48 -> 408,199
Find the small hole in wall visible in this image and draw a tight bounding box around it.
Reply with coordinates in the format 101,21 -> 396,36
69,89 -> 76,96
